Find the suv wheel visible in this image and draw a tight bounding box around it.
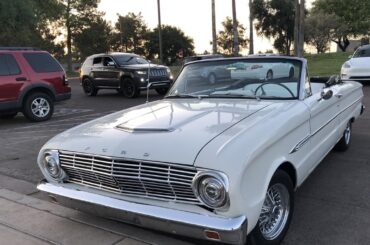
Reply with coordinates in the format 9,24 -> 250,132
122,78 -> 140,98
155,88 -> 169,95
82,78 -> 98,96
23,92 -> 54,122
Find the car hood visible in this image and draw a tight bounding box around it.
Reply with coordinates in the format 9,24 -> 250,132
349,57 -> 370,68
45,99 -> 273,165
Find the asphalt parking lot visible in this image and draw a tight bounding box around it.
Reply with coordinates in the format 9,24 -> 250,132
0,80 -> 369,244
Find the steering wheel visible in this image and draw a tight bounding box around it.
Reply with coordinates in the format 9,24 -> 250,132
254,82 -> 295,97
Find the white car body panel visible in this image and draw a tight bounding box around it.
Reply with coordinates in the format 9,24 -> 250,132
37,56 -> 365,244
341,46 -> 370,80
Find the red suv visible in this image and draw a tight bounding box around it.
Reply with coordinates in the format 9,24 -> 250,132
0,47 -> 71,121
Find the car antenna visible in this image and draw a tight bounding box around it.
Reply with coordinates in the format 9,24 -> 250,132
146,60 -> 151,103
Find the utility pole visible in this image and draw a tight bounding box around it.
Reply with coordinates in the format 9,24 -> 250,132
117,14 -> 123,52
298,0 -> 305,57
232,0 -> 239,56
212,0 -> 217,54
294,0 -> 300,56
157,0 -> 163,64
249,0 -> 254,55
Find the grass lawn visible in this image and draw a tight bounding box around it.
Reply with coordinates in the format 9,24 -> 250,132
305,52 -> 352,77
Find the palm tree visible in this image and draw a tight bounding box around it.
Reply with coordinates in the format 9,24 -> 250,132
212,0 -> 217,54
232,0 -> 239,55
249,0 -> 254,54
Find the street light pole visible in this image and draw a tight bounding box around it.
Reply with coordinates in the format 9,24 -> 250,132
157,0 -> 163,64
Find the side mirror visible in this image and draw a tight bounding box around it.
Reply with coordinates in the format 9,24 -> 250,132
348,55 -> 352,59
107,61 -> 115,67
320,90 -> 333,101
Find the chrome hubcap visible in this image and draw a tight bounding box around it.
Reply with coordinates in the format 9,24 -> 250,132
31,98 -> 50,118
344,123 -> 351,145
259,183 -> 290,240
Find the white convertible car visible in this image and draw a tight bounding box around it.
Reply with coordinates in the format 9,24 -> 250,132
37,56 -> 364,245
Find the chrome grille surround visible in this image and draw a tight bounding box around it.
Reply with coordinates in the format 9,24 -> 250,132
59,151 -> 201,204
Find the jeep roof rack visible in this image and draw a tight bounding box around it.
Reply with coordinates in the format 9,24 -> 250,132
0,47 -> 40,51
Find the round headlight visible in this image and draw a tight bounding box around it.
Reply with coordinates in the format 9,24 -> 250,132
193,172 -> 229,209
43,150 -> 64,180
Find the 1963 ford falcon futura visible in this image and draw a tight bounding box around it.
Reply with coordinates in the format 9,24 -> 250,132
37,56 -> 364,245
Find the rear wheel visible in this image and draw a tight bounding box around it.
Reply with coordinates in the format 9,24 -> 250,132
208,73 -> 217,84
122,78 -> 140,98
335,121 -> 352,151
248,170 -> 294,245
155,88 -> 169,95
266,70 -> 273,80
82,77 -> 98,96
23,92 -> 54,122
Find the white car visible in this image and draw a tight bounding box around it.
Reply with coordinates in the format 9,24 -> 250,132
341,44 -> 370,80
37,57 -> 364,245
230,61 -> 295,80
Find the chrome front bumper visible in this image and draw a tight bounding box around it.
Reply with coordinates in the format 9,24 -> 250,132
37,181 -> 248,244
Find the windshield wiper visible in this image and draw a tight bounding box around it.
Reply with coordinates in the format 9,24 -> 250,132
165,94 -> 209,99
209,92 -> 261,100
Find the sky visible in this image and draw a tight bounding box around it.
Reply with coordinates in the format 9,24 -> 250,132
99,0 -> 315,54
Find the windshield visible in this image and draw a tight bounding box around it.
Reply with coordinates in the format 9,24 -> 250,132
353,47 -> 370,58
114,55 -> 148,65
167,58 -> 302,100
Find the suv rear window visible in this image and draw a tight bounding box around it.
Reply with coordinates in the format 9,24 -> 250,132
23,53 -> 63,73
0,54 -> 21,76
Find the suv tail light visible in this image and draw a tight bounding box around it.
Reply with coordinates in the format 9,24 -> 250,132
62,75 -> 69,86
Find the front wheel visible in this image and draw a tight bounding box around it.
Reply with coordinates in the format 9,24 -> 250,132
122,78 -> 140,98
23,93 -> 54,122
248,170 -> 294,245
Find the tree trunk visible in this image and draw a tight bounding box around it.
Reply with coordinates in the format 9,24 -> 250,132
293,0 -> 299,56
232,0 -> 239,56
66,0 -> 72,73
249,0 -> 254,55
157,0 -> 163,64
212,0 -> 217,54
298,0 -> 305,57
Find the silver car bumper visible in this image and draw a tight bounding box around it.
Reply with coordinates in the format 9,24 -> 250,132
37,181 -> 248,244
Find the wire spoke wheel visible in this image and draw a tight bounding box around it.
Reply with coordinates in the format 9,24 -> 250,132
259,183 -> 290,240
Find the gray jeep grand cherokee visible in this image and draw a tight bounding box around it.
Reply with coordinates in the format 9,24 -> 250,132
80,52 -> 173,98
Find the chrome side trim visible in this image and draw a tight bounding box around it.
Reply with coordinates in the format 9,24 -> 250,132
291,98 -> 362,154
37,182 -> 248,245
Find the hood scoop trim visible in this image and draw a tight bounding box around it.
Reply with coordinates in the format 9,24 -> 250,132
116,125 -> 174,133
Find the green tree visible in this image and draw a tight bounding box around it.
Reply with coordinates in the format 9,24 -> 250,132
58,0 -> 101,71
313,0 -> 370,51
217,17 -> 248,55
0,0 -> 63,56
252,0 -> 296,55
146,25 -> 194,65
74,16 -> 112,60
113,12 -> 149,55
305,11 -> 340,53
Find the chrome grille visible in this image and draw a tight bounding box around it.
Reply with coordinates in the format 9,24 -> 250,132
59,151 -> 200,204
150,69 -> 167,77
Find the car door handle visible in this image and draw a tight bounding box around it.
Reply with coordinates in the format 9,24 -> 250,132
16,77 -> 27,81
335,94 -> 343,98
